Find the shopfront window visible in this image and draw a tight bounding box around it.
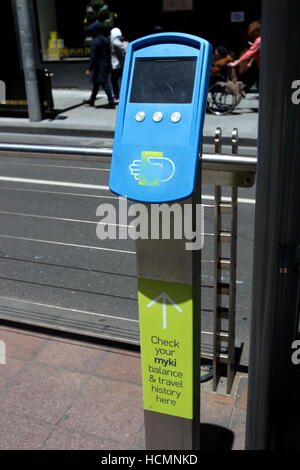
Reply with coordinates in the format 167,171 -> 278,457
35,0 -> 114,62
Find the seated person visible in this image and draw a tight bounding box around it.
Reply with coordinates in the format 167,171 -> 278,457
210,46 -> 233,84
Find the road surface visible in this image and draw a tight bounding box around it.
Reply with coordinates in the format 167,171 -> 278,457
0,149 -> 255,367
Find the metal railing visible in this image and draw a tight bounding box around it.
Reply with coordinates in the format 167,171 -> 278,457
0,130 -> 257,393
0,141 -> 257,176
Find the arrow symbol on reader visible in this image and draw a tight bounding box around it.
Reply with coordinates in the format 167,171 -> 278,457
147,293 -> 183,330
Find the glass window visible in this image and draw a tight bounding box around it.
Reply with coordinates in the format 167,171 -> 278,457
35,0 -> 114,62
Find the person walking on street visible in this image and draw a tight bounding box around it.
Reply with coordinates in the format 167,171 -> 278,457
84,22 -> 115,108
110,27 -> 126,104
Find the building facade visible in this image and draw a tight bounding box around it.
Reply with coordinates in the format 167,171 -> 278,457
2,0 -> 262,89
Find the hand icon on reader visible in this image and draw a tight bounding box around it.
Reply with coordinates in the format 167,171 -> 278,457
129,151 -> 176,187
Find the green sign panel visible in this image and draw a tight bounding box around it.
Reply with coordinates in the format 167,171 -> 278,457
138,278 -> 194,420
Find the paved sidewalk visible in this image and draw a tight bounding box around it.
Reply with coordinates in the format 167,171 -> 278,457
0,89 -> 259,147
0,324 -> 247,450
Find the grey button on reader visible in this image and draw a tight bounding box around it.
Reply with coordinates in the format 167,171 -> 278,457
135,111 -> 146,122
153,111 -> 164,122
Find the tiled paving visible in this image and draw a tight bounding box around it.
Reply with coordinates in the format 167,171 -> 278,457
0,324 -> 247,450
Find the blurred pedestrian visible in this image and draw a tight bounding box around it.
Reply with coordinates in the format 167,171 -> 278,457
84,22 -> 115,108
110,27 -> 126,104
228,20 -> 261,93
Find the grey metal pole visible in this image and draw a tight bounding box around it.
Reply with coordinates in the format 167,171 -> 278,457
246,0 -> 300,449
136,169 -> 202,450
14,0 -> 42,122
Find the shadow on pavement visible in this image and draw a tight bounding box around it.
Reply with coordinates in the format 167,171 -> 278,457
201,423 -> 235,450
49,102 -> 86,120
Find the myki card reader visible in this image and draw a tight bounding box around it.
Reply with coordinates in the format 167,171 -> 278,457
109,33 -> 212,203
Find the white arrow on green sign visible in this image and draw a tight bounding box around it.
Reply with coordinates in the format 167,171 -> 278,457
147,293 -> 183,330
138,278 -> 194,420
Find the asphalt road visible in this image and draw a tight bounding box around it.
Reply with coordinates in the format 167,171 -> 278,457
0,150 -> 256,367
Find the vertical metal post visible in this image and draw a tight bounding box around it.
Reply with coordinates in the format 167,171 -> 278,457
227,187 -> 237,394
212,128 -> 238,394
136,170 -> 202,450
212,185 -> 221,391
213,128 -> 222,390
246,0 -> 300,449
14,0 -> 42,121
227,130 -> 238,394
214,127 -> 222,154
231,128 -> 239,156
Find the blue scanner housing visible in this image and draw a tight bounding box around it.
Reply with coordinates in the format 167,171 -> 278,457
109,33 -> 212,203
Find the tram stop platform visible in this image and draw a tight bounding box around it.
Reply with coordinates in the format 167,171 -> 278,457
0,323 -> 248,450
0,89 -> 259,149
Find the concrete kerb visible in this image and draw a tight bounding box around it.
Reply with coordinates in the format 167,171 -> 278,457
0,124 -> 114,140
0,125 -> 257,148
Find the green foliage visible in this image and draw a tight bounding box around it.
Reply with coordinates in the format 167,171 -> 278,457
84,0 -> 115,36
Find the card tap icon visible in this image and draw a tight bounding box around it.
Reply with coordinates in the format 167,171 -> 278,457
129,151 -> 175,187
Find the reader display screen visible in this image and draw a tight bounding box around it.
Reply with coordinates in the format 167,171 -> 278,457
130,57 -> 197,104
